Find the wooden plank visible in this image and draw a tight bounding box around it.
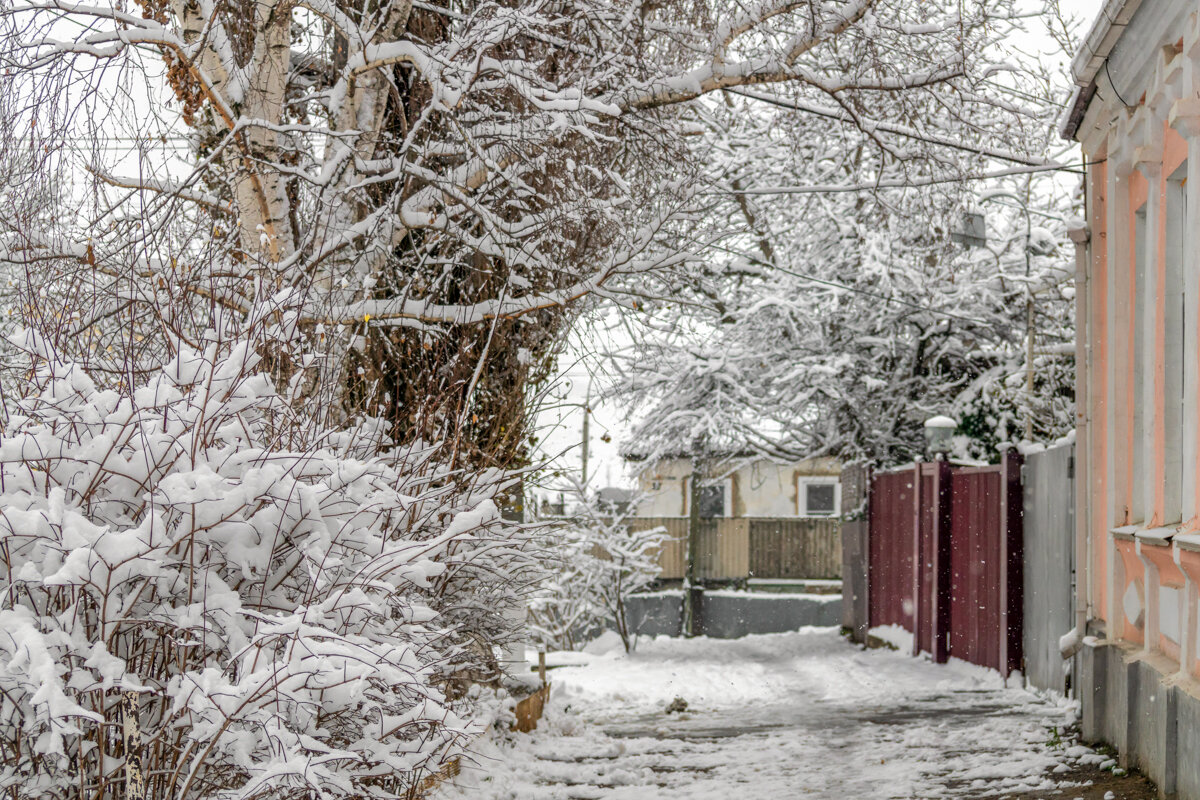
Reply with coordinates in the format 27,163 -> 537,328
635,515 -> 843,582
634,517 -> 687,579
512,684 -> 552,733
746,518 -> 841,579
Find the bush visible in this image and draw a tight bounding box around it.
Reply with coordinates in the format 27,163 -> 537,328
529,491 -> 666,653
0,328 -> 531,799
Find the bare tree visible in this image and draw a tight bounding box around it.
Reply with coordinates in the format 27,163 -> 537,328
0,0 -> 1032,464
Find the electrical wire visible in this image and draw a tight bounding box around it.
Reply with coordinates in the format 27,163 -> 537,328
724,162 -> 1087,196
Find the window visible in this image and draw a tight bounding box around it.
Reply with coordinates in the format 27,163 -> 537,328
799,478 -> 840,517
1132,204 -> 1147,523
683,477 -> 730,518
697,485 -> 725,518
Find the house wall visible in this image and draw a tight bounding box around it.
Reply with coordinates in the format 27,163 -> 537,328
1072,5 -> 1200,794
633,457 -> 841,518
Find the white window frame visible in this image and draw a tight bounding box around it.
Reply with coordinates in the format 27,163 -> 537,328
798,476 -> 840,518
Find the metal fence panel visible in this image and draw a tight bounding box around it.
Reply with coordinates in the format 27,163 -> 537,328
868,469 -> 916,630
947,467 -> 1004,671
1022,443 -> 1074,694
867,454 -> 1023,675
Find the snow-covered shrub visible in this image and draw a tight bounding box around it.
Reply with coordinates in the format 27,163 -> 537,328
0,328 -> 528,799
529,492 -> 666,653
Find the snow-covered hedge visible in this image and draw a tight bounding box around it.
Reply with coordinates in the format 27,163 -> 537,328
0,334 -> 523,799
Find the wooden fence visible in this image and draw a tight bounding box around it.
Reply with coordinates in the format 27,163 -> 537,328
631,517 -> 841,581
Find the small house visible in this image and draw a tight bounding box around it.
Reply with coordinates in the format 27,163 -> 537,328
625,454 -> 844,586
632,456 -> 842,519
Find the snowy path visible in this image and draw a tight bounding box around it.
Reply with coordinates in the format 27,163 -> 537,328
441,628 -> 1152,800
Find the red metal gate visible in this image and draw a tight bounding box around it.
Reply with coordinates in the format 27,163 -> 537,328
868,467 -> 914,630
866,452 -> 1023,675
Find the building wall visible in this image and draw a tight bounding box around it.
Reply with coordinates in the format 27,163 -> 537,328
1072,7 -> 1200,790
633,457 -> 841,518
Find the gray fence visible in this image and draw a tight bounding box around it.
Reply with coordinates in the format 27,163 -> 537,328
1021,442 -> 1075,694
624,591 -> 842,639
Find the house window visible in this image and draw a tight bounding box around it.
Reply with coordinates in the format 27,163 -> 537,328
799,478 -> 839,517
683,477 -> 730,518
697,484 -> 725,518
1132,204 -> 1147,523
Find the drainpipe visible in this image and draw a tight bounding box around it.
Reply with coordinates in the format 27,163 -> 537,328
1063,221 -> 1092,658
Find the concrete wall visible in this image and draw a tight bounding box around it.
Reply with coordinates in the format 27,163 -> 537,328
634,457 -> 841,518
624,591 -> 842,640
1077,638 -> 1200,799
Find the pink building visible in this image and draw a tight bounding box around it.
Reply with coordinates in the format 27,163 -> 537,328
1063,1 -> 1200,793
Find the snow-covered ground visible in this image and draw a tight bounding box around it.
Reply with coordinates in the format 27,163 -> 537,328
440,628 -> 1125,800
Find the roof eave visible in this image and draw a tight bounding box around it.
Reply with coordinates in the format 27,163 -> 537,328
1061,0 -> 1142,141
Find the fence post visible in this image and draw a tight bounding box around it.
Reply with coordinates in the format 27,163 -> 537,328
999,448 -> 1025,677
911,461 -> 923,657
931,460 -> 953,663
840,461 -> 871,644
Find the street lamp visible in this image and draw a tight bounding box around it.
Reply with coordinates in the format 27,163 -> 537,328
924,415 -> 958,459
953,190 -> 1063,442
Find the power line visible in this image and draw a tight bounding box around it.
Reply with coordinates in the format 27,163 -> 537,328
727,88 -> 1051,168
724,162 -> 1085,196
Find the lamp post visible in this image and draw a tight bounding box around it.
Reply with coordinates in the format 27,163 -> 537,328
924,415 -> 958,460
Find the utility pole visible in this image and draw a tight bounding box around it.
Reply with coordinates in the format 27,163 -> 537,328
1025,287 -> 1035,442
1023,202 -> 1035,442
581,375 -> 595,485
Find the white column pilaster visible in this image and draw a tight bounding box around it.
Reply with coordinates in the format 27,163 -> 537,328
1133,105 -> 1164,523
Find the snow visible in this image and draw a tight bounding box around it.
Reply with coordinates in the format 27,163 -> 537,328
748,577 -> 842,586
702,589 -> 840,602
0,342 -> 533,797
870,623 -> 915,652
1059,627 -> 1083,658
439,629 -> 1097,799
